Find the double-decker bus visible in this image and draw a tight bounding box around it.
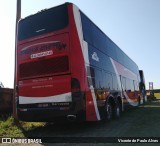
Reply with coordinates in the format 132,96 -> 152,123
15,3 -> 142,122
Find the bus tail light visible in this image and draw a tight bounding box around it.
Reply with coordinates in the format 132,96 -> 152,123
71,78 -> 80,92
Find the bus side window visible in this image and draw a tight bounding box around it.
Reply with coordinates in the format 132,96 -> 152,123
112,74 -> 120,90
121,76 -> 126,91
95,68 -> 103,89
131,80 -> 135,92
104,72 -> 112,90
134,81 -> 139,91
126,78 -> 135,92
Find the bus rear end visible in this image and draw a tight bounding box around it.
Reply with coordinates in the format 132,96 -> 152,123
16,3 -> 85,122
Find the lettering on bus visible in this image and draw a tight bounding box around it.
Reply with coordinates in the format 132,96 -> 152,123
30,50 -> 53,59
20,41 -> 67,55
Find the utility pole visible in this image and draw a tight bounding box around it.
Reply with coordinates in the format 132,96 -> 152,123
149,82 -> 153,90
16,0 -> 21,24
149,82 -> 154,99
13,0 -> 21,122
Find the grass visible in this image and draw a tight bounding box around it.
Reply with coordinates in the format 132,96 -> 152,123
0,117 -> 24,137
154,93 -> 160,98
0,116 -> 45,137
1,98 -> 160,140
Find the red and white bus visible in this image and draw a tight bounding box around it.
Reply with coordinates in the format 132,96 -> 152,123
15,3 -> 142,122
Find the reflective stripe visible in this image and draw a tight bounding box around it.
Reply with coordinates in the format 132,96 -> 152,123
19,92 -> 72,104
110,58 -> 138,107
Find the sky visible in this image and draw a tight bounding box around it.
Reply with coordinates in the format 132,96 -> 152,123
0,0 -> 160,89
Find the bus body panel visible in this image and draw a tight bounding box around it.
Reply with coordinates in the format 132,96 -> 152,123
17,33 -> 71,99
69,4 -> 101,121
18,76 -> 71,104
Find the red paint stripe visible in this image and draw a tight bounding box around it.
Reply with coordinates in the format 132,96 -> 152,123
69,4 -> 98,121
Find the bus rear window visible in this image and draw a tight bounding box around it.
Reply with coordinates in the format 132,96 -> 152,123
18,4 -> 68,41
19,56 -> 69,79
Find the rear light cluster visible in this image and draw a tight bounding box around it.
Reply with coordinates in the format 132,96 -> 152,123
71,78 -> 80,92
19,56 -> 69,79
19,109 -> 27,111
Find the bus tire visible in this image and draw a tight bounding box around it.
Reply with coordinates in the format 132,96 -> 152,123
113,100 -> 122,119
105,102 -> 113,121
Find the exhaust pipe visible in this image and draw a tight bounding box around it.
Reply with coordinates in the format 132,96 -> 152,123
67,115 -> 76,122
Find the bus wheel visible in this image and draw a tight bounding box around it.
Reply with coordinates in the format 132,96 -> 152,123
105,102 -> 113,121
113,101 -> 122,119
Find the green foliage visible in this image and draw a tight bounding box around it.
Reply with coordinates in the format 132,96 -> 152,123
20,121 -> 46,131
0,116 -> 24,137
0,116 -> 45,137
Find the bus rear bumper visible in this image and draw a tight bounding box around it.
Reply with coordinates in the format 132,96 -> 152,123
17,92 -> 86,122
17,108 -> 85,122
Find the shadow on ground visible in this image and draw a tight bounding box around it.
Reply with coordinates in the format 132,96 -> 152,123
17,99 -> 160,144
